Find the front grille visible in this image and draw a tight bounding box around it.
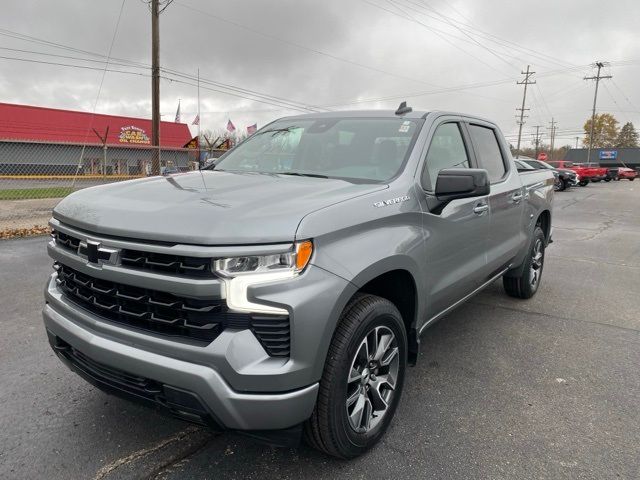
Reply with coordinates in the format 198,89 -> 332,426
52,230 -> 216,278
55,262 -> 247,342
54,262 -> 291,355
120,249 -> 215,278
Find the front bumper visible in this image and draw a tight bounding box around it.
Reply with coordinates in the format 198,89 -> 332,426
43,300 -> 318,430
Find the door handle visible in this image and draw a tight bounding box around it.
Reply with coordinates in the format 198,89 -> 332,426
473,203 -> 489,215
512,192 -> 523,203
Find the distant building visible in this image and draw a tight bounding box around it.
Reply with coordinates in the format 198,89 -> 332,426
0,102 -> 194,175
564,148 -> 640,169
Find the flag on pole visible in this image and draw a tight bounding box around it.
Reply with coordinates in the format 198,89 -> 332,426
174,100 -> 181,123
192,114 -> 200,126
226,119 -> 236,133
247,123 -> 257,135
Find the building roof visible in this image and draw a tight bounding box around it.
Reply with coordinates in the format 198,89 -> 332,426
0,102 -> 192,148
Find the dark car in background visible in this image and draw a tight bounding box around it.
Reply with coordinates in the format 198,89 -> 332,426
522,158 -> 578,191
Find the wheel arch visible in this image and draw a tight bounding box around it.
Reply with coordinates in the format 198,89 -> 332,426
347,259 -> 422,366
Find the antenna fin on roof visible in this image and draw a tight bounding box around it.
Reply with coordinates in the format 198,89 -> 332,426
395,101 -> 412,115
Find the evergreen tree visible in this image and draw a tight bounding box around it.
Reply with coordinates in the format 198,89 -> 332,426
615,122 -> 639,148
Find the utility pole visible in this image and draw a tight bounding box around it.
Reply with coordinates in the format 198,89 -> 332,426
575,136 -> 579,149
548,118 -> 557,161
584,61 -> 612,164
532,125 -> 542,158
515,65 -> 536,158
151,0 -> 161,175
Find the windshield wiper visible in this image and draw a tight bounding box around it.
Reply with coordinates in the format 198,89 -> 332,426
278,172 -> 329,179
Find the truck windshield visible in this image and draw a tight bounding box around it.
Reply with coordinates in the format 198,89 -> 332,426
210,117 -> 422,182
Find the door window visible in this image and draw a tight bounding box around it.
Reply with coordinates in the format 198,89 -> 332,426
422,122 -> 470,191
468,125 -> 507,183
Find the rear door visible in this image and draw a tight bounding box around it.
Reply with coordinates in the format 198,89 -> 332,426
417,118 -> 491,318
466,121 -> 526,274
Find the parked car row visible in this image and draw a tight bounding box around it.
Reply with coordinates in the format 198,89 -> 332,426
515,157 -> 637,191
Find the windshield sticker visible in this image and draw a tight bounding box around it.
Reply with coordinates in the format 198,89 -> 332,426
398,125 -> 411,133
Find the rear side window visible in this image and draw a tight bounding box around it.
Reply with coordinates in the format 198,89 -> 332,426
468,125 -> 506,183
422,122 -> 470,190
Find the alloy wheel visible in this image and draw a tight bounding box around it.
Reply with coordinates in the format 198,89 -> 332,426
346,326 -> 399,433
529,238 -> 544,287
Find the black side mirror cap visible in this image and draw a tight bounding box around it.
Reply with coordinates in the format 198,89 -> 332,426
435,168 -> 490,202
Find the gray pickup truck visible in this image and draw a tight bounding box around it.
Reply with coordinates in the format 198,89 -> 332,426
43,106 -> 553,458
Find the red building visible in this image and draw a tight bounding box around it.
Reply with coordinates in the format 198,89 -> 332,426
0,103 -> 193,175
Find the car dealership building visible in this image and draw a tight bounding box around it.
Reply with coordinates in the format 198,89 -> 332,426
564,147 -> 640,169
0,102 -> 194,175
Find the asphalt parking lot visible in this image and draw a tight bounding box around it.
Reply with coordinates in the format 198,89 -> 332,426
1,181 -> 639,479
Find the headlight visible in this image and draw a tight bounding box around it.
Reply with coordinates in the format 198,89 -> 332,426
215,240 -> 313,314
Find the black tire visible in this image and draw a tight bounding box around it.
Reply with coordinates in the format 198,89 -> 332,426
503,226 -> 546,299
559,179 -> 569,191
630,178 -> 635,181
304,294 -> 407,459
604,177 -> 612,182
578,180 -> 589,187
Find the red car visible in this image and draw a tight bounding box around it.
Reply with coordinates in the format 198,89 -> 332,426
616,167 -> 637,181
547,161 -> 607,186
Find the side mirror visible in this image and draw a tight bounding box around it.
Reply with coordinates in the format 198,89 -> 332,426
435,168 -> 490,202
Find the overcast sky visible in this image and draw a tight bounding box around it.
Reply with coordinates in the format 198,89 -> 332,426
1,0 -> 639,147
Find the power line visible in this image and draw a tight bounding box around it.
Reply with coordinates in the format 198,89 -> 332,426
395,0 -> 521,70
174,0 -> 442,89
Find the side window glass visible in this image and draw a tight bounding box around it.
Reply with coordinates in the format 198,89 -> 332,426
422,123 -> 469,190
468,125 -> 506,183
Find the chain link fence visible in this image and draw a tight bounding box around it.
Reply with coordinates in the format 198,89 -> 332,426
0,139 -> 224,235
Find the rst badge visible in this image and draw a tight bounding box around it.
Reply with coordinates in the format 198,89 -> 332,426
373,195 -> 410,208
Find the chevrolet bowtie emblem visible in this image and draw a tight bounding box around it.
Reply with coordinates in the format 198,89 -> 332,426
78,240 -> 120,266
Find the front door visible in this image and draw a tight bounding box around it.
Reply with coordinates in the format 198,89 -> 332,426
417,120 -> 491,319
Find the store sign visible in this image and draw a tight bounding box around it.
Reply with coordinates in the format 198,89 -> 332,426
119,125 -> 150,144
599,150 -> 617,159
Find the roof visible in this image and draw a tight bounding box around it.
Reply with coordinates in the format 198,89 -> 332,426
0,102 -> 192,148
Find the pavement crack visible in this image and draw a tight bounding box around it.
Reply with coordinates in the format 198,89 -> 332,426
93,426 -> 214,480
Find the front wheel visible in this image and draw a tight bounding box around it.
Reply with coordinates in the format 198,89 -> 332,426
305,294 -> 407,458
503,226 -> 546,299
630,178 -> 635,181
578,180 -> 589,187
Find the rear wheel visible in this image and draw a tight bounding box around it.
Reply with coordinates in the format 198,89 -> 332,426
503,226 -> 545,299
604,177 -> 612,182
630,178 -> 635,181
578,180 -> 589,186
305,294 -> 407,458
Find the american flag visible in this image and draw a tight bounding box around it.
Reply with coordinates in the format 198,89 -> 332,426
247,123 -> 257,135
192,114 -> 200,126
226,119 -> 236,133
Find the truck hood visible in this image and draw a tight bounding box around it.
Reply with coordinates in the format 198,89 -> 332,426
53,171 -> 386,245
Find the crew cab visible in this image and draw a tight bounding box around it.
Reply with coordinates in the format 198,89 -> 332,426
547,161 -> 606,186
43,107 -> 554,458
